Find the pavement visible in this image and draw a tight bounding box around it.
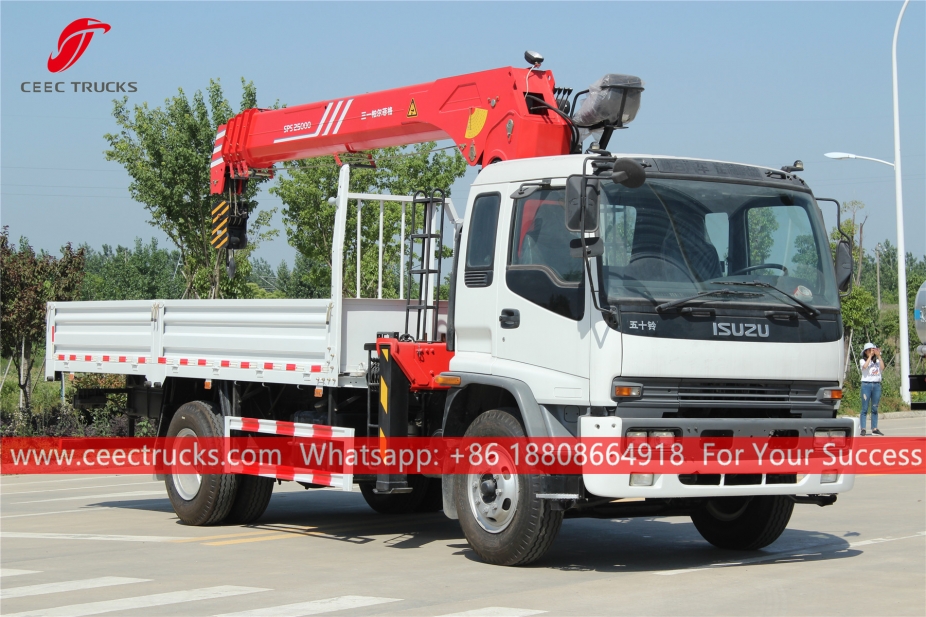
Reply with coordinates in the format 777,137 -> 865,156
1,416 -> 924,617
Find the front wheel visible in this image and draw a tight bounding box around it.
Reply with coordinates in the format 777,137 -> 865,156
690,495 -> 793,550
454,409 -> 563,566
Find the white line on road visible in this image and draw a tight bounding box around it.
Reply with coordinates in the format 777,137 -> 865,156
12,491 -> 165,505
0,475 -> 139,487
0,569 -> 40,578
1,507 -> 113,519
214,595 -> 402,616
3,481 -> 160,495
5,585 -> 269,617
1,577 -> 148,599
655,531 -> 926,575
435,609 -> 546,617
1,532 -> 183,543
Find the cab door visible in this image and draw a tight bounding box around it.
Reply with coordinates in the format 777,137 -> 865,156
494,188 -> 591,400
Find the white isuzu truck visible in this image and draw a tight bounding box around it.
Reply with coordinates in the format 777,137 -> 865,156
46,58 -> 857,565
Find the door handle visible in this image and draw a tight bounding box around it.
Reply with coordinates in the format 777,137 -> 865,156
499,308 -> 520,329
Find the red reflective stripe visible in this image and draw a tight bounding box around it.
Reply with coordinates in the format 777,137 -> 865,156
57,354 -> 64,361
84,355 -> 92,361
312,472 -> 333,486
51,326 -> 55,342
68,354 -> 76,361
118,356 -> 127,363
264,362 -> 274,370
311,365 -> 322,372
311,424 -> 333,438
103,355 -> 110,362
285,363 -> 296,371
275,421 -> 296,436
138,357 -> 146,364
276,469 -> 295,482
240,418 -> 260,432
158,357 -> 167,364
221,360 -> 230,368
197,359 -> 207,366
180,359 -> 189,366
240,361 -> 251,369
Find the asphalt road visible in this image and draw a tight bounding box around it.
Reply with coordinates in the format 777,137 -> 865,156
2,417 -> 924,617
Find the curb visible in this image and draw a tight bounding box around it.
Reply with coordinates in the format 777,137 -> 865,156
840,410 -> 925,419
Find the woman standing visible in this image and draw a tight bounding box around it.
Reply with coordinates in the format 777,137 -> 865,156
859,343 -> 885,436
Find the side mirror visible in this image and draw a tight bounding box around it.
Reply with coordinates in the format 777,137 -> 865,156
834,239 -> 852,292
565,176 -> 600,233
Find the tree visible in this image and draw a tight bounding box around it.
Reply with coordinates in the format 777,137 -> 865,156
271,144 -> 467,299
81,238 -> 185,301
104,78 -> 277,299
1,228 -> 85,412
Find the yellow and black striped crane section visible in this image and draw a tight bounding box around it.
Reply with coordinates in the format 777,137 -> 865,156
211,200 -> 229,249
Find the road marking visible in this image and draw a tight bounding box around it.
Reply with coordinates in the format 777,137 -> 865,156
4,585 -> 269,617
1,508 -> 113,519
655,530 -> 926,575
171,531 -> 282,543
435,609 -> 546,617
1,532 -> 183,543
1,577 -> 148,599
12,491 -> 165,504
0,476 -> 139,487
3,481 -> 160,495
214,595 -> 402,616
0,569 -> 39,578
204,533 -> 297,546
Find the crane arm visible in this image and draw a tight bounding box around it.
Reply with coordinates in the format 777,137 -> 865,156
210,66 -> 573,194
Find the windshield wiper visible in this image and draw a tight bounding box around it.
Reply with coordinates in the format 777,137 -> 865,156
655,289 -> 763,312
715,280 -> 821,317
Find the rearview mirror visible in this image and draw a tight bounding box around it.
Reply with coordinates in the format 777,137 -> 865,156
835,239 -> 852,292
611,158 -> 646,188
565,176 -> 600,233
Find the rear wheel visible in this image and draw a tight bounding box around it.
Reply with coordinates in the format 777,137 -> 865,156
690,495 -> 793,550
225,475 -> 274,524
359,474 -> 430,514
164,401 -> 237,526
454,409 -> 563,566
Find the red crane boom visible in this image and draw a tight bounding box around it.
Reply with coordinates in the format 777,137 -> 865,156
210,66 -> 572,194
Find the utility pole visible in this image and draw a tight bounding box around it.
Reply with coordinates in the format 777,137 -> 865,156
875,243 -> 882,312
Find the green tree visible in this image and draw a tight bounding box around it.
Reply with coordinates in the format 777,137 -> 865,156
0,228 -> 85,412
81,238 -> 185,301
271,144 -> 466,298
746,207 -> 779,264
104,78 -> 277,299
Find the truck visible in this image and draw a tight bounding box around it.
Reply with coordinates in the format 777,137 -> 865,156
46,53 -> 858,566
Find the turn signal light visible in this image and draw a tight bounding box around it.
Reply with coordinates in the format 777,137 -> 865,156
614,386 -> 642,398
434,374 -> 462,386
822,388 -> 843,400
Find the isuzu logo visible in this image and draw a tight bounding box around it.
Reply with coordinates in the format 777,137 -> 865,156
712,322 -> 770,337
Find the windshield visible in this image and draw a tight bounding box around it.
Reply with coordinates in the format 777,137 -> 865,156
597,178 -> 839,309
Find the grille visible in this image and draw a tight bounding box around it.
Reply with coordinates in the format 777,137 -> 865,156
464,271 -> 492,287
678,382 -> 790,405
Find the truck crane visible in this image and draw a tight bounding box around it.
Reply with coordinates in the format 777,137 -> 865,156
48,53 -> 858,566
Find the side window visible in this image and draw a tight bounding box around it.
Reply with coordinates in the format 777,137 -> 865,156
507,189 -> 585,320
464,193 -> 501,287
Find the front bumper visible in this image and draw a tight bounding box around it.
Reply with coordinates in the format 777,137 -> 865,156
578,416 -> 857,499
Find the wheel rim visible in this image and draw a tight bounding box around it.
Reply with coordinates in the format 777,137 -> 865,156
705,497 -> 751,522
172,428 -> 202,501
466,453 -> 519,534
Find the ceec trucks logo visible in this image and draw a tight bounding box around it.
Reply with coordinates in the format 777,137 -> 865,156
47,18 -> 110,73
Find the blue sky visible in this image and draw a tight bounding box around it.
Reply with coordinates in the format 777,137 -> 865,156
2,1 -> 924,268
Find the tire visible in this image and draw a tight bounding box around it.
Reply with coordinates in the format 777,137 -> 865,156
164,401 -> 237,526
454,409 -> 563,566
359,474 -> 430,514
690,495 -> 794,550
225,475 -> 274,524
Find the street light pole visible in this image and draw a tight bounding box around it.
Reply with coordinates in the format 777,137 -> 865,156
824,0 -> 911,406
891,0 -> 910,406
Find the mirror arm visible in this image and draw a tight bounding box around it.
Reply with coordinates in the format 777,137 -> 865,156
579,208 -> 619,327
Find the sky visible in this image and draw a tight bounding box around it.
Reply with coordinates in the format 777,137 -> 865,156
2,1 -> 924,270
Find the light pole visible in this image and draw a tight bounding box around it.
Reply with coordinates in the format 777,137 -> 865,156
824,0 -> 911,405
